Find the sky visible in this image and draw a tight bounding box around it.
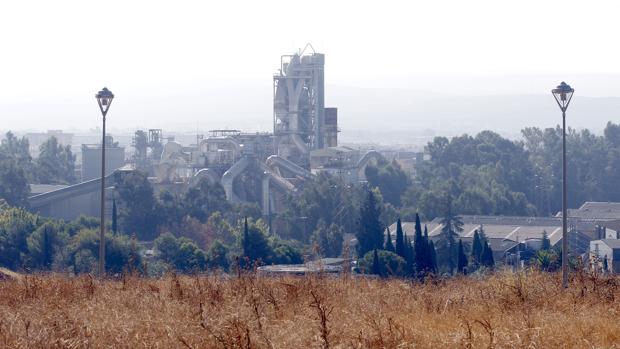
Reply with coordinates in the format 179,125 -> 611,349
1,0 -> 620,133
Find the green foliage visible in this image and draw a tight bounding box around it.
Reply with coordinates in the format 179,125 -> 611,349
0,207 -> 39,269
471,230 -> 483,265
394,218 -> 405,258
541,230 -> 551,250
206,239 -> 230,270
457,240 -> 468,274
364,159 -> 409,206
481,241 -> 495,268
35,136 -> 76,184
26,221 -> 68,269
154,232 -> 206,272
115,171 -> 160,240
360,249 -> 407,277
183,178 -> 229,222
281,173 -> 361,241
0,135 -> 31,207
384,227 -> 395,252
534,248 -> 560,271
356,189 -> 383,257
310,220 -> 344,258
68,229 -> 140,274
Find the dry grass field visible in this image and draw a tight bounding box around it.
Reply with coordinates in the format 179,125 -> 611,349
1,270 -> 619,348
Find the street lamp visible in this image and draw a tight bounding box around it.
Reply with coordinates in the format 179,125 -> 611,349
552,81 -> 574,288
95,87 -> 114,276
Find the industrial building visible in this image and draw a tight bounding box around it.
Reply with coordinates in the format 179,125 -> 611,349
27,46 -> 383,223
390,215 -> 593,264
81,135 -> 126,181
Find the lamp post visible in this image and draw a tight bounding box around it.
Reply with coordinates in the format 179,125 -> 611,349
552,81 -> 574,288
95,87 -> 114,276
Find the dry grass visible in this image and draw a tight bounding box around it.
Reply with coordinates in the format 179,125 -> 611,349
1,270 -> 620,348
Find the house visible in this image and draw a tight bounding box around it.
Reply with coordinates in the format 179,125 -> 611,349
589,239 -> 620,273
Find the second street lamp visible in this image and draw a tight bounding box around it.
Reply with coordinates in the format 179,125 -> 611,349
95,87 -> 114,276
552,81 -> 574,289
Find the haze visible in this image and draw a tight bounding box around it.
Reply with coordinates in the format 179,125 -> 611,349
2,0 -> 620,137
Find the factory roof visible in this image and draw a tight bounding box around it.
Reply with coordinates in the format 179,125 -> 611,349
310,146 -> 357,157
389,215 -> 567,245
596,239 -> 620,250
29,184 -> 69,196
558,202 -> 620,220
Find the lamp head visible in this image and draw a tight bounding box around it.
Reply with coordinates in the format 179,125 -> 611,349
552,81 -> 574,111
96,87 -> 114,115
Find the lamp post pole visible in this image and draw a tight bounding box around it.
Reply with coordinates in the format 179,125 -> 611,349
552,82 -> 574,289
95,88 -> 114,277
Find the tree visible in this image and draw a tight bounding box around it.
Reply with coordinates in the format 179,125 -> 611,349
395,218 -> 405,258
481,241 -> 495,268
183,178 -> 229,222
437,196 -> 463,274
603,255 -> 609,272
457,239 -> 468,274
115,171 -> 160,240
0,207 -> 39,269
26,221 -> 68,269
310,220 -> 344,257
112,198 -> 118,234
364,159 -> 410,206
356,189 -> 383,257
372,249 -> 381,276
384,227 -> 395,252
154,232 -> 206,272
413,213 -> 427,275
0,154 -> 30,207
361,249 -> 407,277
471,230 -> 483,265
541,230 -> 551,250
207,239 -> 230,270
36,136 -> 76,184
429,240 -> 438,273
240,218 -> 272,265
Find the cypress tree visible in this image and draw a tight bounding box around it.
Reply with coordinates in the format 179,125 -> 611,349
457,239 -> 468,274
603,255 -> 609,272
372,249 -> 381,276
541,230 -> 551,250
429,240 -> 438,273
385,227 -> 395,252
243,217 -> 250,259
356,190 -> 383,257
112,198 -> 118,235
471,230 -> 482,265
405,235 -> 414,276
481,240 -> 494,268
413,213 -> 425,274
395,218 -> 405,258
422,225 -> 431,273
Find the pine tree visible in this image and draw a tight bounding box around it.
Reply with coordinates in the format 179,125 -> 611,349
457,239 -> 468,274
356,190 -> 384,257
395,218 -> 405,258
471,230 -> 482,265
112,198 -> 118,235
372,249 -> 381,276
385,227 -> 395,252
414,213 -> 426,275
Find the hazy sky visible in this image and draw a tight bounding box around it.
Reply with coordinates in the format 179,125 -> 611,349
2,0 -> 620,132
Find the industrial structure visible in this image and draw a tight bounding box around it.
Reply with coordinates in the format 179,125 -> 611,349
28,45 -> 383,221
